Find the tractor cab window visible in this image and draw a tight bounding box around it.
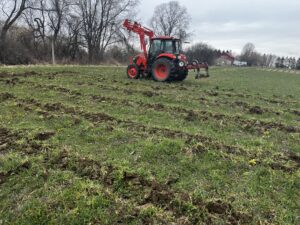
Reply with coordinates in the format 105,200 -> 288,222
164,40 -> 173,53
174,41 -> 182,54
163,40 -> 182,54
149,40 -> 162,56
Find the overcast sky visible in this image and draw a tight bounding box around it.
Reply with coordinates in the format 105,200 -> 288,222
138,0 -> 300,57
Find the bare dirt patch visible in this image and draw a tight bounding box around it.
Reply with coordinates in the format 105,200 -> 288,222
142,91 -> 158,97
206,200 -> 232,214
290,110 -> 300,116
269,151 -> 300,173
249,106 -> 264,115
0,128 -> 19,153
0,161 -> 31,184
4,77 -> 20,86
43,102 -> 65,111
82,112 -> 116,123
34,131 -> 56,141
0,72 -> 12,78
0,127 -> 50,156
0,92 -> 15,101
184,111 -> 198,121
46,71 -> 78,76
1,71 -> 79,79
46,84 -> 82,96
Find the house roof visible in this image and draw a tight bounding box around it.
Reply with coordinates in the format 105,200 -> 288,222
219,52 -> 235,61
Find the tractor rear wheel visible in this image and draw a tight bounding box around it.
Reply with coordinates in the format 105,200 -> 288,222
127,64 -> 140,79
152,58 -> 172,82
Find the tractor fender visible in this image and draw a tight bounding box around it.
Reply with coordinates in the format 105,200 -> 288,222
156,53 -> 176,60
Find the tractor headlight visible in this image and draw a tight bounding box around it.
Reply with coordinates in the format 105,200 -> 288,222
179,61 -> 185,67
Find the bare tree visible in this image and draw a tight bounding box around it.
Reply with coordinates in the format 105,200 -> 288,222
241,43 -> 255,57
23,0 -> 78,63
265,54 -> 277,68
0,0 -> 33,61
47,0 -> 73,64
150,1 -> 191,40
23,0 -> 47,51
65,14 -> 82,60
78,0 -> 137,63
239,43 -> 262,66
185,42 -> 217,65
0,0 -> 139,64
1,0 -> 26,42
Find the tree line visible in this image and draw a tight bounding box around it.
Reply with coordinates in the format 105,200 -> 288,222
0,0 -> 195,65
238,43 -> 300,69
0,0 -> 139,64
185,42 -> 300,69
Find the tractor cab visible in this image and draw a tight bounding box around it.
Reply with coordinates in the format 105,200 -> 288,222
148,37 -> 182,62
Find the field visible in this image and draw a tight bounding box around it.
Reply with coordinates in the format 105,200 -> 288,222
0,66 -> 299,224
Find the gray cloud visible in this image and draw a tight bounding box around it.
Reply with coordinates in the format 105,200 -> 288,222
139,0 -> 300,57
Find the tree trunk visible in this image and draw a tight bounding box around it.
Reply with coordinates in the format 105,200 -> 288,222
99,49 -> 105,63
51,39 -> 56,65
0,39 -> 3,63
0,29 -> 8,63
88,50 -> 93,64
88,44 -> 94,64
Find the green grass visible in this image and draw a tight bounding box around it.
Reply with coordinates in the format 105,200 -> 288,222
0,66 -> 299,224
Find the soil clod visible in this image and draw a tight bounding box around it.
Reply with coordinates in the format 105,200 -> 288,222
142,91 -> 157,97
35,131 -> 56,141
206,200 -> 231,214
0,92 -> 15,101
249,106 -> 264,114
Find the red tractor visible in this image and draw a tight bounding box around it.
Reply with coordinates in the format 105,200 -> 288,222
123,19 -> 209,82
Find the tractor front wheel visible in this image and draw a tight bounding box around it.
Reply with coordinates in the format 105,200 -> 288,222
127,64 -> 140,79
152,58 -> 172,82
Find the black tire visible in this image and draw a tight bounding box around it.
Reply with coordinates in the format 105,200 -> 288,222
127,64 -> 140,79
151,58 -> 172,82
174,72 -> 188,81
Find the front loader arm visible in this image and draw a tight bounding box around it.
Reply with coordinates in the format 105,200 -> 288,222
123,19 -> 155,59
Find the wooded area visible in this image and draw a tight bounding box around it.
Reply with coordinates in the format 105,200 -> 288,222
0,0 -> 139,64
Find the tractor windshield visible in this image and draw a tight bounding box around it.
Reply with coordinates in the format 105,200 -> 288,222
164,41 -> 173,53
164,40 -> 182,54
